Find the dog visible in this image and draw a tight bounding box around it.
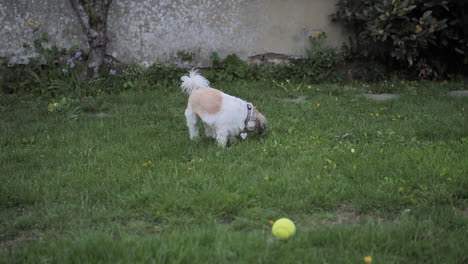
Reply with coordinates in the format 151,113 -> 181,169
181,70 -> 267,147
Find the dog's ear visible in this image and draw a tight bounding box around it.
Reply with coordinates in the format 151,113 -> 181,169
256,112 -> 267,134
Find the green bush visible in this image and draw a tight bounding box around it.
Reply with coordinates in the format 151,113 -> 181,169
288,32 -> 342,82
143,63 -> 186,88
1,30 -> 343,98
333,0 -> 468,78
1,35 -> 139,98
205,33 -> 342,84
205,53 -> 253,82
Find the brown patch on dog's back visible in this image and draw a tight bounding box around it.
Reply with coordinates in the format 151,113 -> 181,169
189,87 -> 223,116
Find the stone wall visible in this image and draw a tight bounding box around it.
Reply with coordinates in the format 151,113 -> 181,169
0,0 -> 346,66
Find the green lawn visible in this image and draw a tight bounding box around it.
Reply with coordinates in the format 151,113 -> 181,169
1,81 -> 467,263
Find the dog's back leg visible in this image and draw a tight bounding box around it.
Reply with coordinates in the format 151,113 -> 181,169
185,107 -> 200,140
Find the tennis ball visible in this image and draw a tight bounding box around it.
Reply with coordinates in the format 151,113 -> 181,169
272,218 -> 296,239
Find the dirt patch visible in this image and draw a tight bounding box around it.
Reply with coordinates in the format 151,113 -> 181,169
301,205 -> 391,227
329,205 -> 363,225
300,205 -> 365,227
0,230 -> 42,252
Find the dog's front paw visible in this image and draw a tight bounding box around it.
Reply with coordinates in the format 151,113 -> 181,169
190,135 -> 200,141
216,136 -> 228,148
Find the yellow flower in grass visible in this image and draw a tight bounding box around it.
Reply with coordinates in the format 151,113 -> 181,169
364,256 -> 373,264
34,20 -> 39,24
307,85 -> 312,89
392,118 -> 397,121
269,220 -> 275,225
316,103 -> 321,108
142,162 -> 148,167
415,25 -> 422,33
315,31 -> 322,36
24,21 -> 33,25
397,115 -> 401,119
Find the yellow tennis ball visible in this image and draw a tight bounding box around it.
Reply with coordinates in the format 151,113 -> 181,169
272,218 -> 296,239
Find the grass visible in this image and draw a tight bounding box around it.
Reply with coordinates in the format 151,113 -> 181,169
1,80 -> 467,263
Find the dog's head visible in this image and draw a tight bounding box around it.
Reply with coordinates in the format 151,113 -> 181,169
246,110 -> 267,134
256,111 -> 268,134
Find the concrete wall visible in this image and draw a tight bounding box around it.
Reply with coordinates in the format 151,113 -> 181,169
0,0 -> 346,66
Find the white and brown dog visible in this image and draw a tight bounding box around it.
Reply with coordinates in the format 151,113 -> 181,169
181,70 -> 267,147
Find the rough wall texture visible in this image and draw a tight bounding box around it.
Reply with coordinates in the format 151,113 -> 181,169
0,0 -> 346,66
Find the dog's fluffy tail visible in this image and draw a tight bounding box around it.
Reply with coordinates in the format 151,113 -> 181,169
180,69 -> 210,94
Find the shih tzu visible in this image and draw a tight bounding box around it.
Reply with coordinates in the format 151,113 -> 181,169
180,70 -> 267,147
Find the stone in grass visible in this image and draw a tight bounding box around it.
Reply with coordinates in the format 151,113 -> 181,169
92,112 -> 112,118
284,96 -> 307,104
447,90 -> 468,97
360,93 -> 399,101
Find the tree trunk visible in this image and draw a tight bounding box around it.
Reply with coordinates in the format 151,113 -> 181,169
69,0 -> 113,79
86,31 -> 107,78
